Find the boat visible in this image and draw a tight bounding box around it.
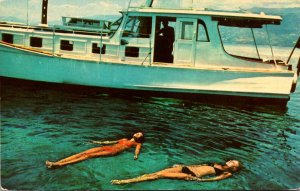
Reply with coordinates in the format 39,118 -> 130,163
0,0 -> 299,104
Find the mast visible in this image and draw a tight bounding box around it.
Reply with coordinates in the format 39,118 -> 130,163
41,0 -> 48,25
26,0 -> 29,25
145,0 -> 154,7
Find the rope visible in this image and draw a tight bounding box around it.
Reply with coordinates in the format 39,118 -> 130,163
265,25 -> 277,67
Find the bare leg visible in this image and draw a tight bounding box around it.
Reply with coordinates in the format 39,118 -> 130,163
111,166 -> 192,184
111,173 -> 160,184
46,148 -> 112,168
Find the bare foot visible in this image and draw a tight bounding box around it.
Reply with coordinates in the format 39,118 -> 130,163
45,160 -> 55,169
111,180 -> 124,185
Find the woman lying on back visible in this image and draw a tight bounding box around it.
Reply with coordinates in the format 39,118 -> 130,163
111,160 -> 241,184
46,132 -> 144,168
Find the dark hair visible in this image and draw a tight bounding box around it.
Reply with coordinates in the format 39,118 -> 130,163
162,20 -> 169,25
228,161 -> 242,173
133,132 -> 144,143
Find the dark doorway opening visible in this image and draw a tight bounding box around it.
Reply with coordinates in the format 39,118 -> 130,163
154,17 -> 176,63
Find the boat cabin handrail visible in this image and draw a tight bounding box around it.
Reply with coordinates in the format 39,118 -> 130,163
0,22 -> 111,37
54,25 -> 111,34
123,8 -> 282,25
213,16 -> 281,28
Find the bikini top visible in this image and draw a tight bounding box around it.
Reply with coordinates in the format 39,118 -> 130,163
213,166 -> 224,176
118,139 -> 135,147
211,163 -> 224,176
182,163 -> 224,177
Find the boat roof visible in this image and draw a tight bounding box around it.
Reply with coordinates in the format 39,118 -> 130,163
123,7 -> 282,26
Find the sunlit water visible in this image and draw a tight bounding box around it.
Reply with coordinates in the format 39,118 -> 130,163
1,46 -> 300,190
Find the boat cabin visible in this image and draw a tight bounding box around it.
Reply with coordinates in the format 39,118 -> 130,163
107,6 -> 285,69
0,0 -> 289,71
0,0 -> 298,102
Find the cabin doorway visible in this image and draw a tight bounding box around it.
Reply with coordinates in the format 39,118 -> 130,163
154,17 -> 176,63
174,18 -> 197,65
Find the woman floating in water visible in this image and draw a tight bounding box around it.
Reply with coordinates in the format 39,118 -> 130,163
111,160 -> 241,184
46,132 -> 144,169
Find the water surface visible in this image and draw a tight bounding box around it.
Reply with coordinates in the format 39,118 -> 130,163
1,77 -> 300,190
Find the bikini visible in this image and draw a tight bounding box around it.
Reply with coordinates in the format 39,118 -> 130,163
182,164 -> 224,177
100,139 -> 134,152
118,139 -> 135,147
213,167 -> 224,176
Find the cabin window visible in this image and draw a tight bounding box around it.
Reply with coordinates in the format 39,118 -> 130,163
122,16 -> 152,38
180,22 -> 194,40
30,37 -> 43,48
60,40 -> 73,51
125,47 -> 139,57
109,16 -> 123,36
219,25 -> 264,59
92,43 -> 106,54
2,33 -> 14,44
197,20 -> 209,42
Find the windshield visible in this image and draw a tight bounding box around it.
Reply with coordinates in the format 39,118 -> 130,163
109,16 -> 123,36
219,24 -> 279,62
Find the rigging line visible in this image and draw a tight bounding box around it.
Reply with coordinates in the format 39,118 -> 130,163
52,26 -> 55,56
286,36 -> 300,64
26,0 -> 29,26
118,0 -> 132,59
141,35 -> 152,66
251,28 -> 260,59
127,0 -> 132,13
141,51 -> 151,66
265,25 -> 277,67
149,34 -> 152,66
99,29 -> 103,63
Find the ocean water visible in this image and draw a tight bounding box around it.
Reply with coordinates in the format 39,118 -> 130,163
1,76 -> 299,190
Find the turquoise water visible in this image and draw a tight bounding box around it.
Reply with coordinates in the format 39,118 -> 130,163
1,77 -> 300,190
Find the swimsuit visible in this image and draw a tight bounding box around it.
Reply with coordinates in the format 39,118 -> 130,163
97,139 -> 134,153
100,146 -> 114,152
118,139 -> 135,147
213,167 -> 223,176
181,164 -> 224,177
182,166 -> 197,176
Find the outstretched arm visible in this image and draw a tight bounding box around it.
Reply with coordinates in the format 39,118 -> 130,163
134,143 -> 142,160
189,172 -> 232,182
91,140 -> 119,145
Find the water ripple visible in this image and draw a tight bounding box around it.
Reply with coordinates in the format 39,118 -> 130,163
1,77 -> 300,190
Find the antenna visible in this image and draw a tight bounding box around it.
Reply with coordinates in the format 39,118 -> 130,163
127,0 -> 132,12
145,0 -> 154,7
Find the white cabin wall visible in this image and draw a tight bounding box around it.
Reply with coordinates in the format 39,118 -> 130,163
194,16 -> 224,67
1,28 -> 55,53
12,33 -> 25,46
9,29 -> 26,46
194,17 -> 277,70
1,29 -> 27,47
109,14 -> 125,45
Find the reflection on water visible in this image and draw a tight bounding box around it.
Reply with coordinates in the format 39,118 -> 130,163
1,77 -> 300,190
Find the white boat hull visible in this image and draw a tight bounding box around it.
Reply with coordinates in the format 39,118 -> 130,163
0,43 -> 295,100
